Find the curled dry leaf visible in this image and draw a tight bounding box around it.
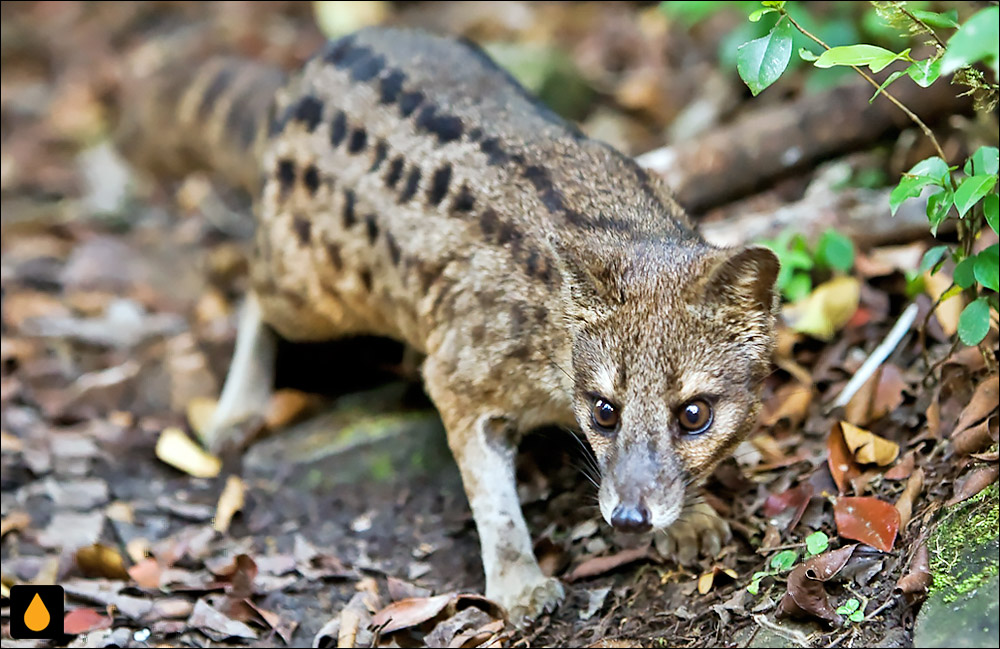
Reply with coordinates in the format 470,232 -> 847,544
156,426 -> 221,478
896,542 -> 932,599
213,475 -> 245,534
566,544 -> 651,582
371,593 -> 455,634
698,566 -> 738,594
845,365 -> 906,427
947,464 -> 1000,506
952,414 -> 999,456
761,383 -> 813,429
777,563 -> 841,626
894,467 -> 925,529
63,607 -> 112,635
785,276 -> 860,341
76,543 -> 130,580
802,544 -> 858,582
827,423 -> 862,495
834,496 -> 900,552
952,374 -> 999,438
884,450 -> 916,480
840,422 -> 899,467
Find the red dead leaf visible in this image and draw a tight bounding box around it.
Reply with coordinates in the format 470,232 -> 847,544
827,423 -> 861,495
763,483 -> 814,531
884,450 -> 916,480
128,557 -> 162,589
834,496 -> 899,552
63,607 -> 112,635
778,564 -> 841,625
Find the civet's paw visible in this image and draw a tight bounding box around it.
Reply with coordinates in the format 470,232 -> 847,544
654,501 -> 731,565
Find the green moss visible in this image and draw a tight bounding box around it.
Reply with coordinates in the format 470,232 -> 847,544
929,481 -> 999,603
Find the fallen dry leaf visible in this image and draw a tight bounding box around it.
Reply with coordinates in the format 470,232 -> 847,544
896,542 -> 932,600
840,421 -> 899,466
924,269 -> 964,336
213,475 -> 245,534
845,365 -> 906,426
834,496 -> 900,552
566,545 -> 651,582
156,426 -> 221,478
952,375 -> 999,436
76,543 -> 130,580
785,276 -> 860,341
827,423 -> 862,495
777,563 -> 841,626
763,483 -> 814,531
884,451 -> 916,481
952,414 -> 999,456
947,464 -> 1000,505
761,383 -> 813,429
802,544 -> 858,582
697,566 -> 737,594
128,557 -> 162,589
63,607 -> 112,635
894,468 -> 924,529
265,389 -> 314,430
188,598 -> 258,641
0,511 -> 30,537
187,396 -> 217,440
372,593 -> 454,634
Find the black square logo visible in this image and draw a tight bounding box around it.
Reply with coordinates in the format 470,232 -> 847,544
9,584 -> 64,639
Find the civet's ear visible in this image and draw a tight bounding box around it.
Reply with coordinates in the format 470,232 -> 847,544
703,246 -> 780,314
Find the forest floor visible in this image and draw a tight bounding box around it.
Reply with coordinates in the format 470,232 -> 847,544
2,2 -> 997,648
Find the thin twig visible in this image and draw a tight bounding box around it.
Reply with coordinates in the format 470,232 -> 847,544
782,10 -> 949,162
895,2 -> 948,50
830,303 -> 920,410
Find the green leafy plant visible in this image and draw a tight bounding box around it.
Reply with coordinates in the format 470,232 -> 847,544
761,228 -> 856,302
836,597 -> 866,623
746,534 -> 830,594
736,1 -> 999,353
805,530 -> 830,555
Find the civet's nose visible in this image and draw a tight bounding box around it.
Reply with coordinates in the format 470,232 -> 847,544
611,503 -> 652,533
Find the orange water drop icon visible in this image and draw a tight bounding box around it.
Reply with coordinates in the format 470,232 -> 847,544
24,592 -> 50,632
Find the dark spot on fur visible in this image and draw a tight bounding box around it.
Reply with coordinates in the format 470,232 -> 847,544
522,165 -> 566,213
342,189 -> 356,227
386,156 -> 404,188
398,91 -> 424,117
415,105 -> 463,144
428,164 -> 452,206
277,159 -> 296,195
365,214 -> 379,245
399,166 -> 421,203
370,139 -> 388,171
325,241 -> 343,270
323,35 -> 357,65
468,127 -> 483,141
479,137 -> 509,166
471,324 -> 486,343
359,268 -> 373,292
379,69 -> 406,104
330,110 -> 347,147
294,95 -> 324,131
302,165 -> 320,195
496,220 -> 524,255
385,232 -> 401,266
511,303 -> 527,336
507,344 -> 531,361
451,185 -> 475,213
350,51 -> 385,82
198,65 -> 235,120
292,215 -> 311,244
348,127 -> 367,153
479,208 -> 499,237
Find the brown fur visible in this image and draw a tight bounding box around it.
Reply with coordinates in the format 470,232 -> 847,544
121,27 -> 779,624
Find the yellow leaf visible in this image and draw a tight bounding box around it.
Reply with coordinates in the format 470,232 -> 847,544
697,571 -> 715,594
785,276 -> 860,341
156,427 -> 221,478
186,397 -> 217,440
214,475 -> 246,534
839,421 -> 899,466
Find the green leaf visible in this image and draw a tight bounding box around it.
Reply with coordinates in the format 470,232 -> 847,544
911,9 -> 959,29
817,230 -> 855,272
749,7 -> 777,23
954,175 -> 998,217
954,257 -> 977,289
798,47 -> 819,62
974,244 -> 1000,292
737,20 -> 794,96
964,146 -> 1000,176
926,188 -> 954,235
814,44 -> 910,73
908,156 -> 952,183
919,245 -> 950,274
784,272 -> 813,302
805,531 -> 830,556
770,549 -> 798,571
941,7 -> 1000,80
761,1 -> 786,7
940,284 -> 963,303
906,57 -> 941,87
871,70 -> 906,102
836,598 -> 861,615
849,610 -> 865,623
985,195 -> 999,234
958,298 -> 991,346
890,156 -> 953,215
747,579 -> 760,595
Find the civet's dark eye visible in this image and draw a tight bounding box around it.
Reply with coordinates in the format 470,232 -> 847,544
591,398 -> 619,432
677,399 -> 713,434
